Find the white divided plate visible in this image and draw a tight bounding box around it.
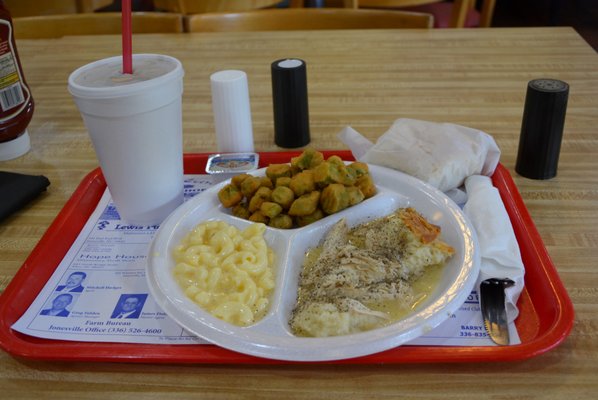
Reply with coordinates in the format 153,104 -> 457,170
146,164 -> 479,361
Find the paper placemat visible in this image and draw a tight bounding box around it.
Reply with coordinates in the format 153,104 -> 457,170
12,175 -> 520,346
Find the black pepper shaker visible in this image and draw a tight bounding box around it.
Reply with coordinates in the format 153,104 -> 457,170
515,78 -> 569,179
271,58 -> 310,148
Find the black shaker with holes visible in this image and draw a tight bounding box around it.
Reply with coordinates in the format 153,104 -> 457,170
515,78 -> 569,179
271,58 -> 310,148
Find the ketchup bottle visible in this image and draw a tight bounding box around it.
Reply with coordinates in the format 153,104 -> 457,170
0,1 -> 34,160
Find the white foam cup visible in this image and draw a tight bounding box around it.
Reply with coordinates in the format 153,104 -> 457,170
68,54 -> 184,225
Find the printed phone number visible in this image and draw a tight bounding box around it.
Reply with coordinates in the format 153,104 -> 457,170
102,327 -> 163,335
459,331 -> 489,338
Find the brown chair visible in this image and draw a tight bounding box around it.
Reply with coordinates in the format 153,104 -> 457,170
324,0 -> 495,28
4,0 -> 113,17
291,0 -> 353,7
185,8 -> 433,32
357,0 -> 473,28
153,0 -> 283,14
13,12 -> 184,39
478,0 -> 496,27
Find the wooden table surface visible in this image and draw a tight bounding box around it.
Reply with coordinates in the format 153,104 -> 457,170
1,27 -> 597,398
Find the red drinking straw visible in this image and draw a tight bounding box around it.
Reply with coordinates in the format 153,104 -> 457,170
121,0 -> 133,74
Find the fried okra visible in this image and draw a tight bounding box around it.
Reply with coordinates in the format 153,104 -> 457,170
290,165 -> 301,176
232,203 -> 251,219
276,177 -> 292,187
218,184 -> 242,208
327,155 -> 344,167
320,184 -> 349,214
217,149 -> 376,228
346,186 -> 365,206
248,197 -> 265,213
288,191 -> 320,216
312,161 -> 340,186
240,176 -> 262,198
231,173 -> 251,188
260,201 -> 283,218
260,176 -> 274,189
290,148 -> 324,170
347,162 -> 369,178
248,187 -> 272,212
312,161 -> 355,187
271,186 -> 295,209
266,163 -> 292,180
356,174 -> 376,199
248,210 -> 269,224
295,208 -> 325,227
269,214 -> 293,229
289,170 -> 315,196
254,186 -> 272,199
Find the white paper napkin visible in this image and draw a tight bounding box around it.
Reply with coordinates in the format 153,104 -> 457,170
338,118 -> 500,192
463,175 -> 525,322
338,118 -> 524,323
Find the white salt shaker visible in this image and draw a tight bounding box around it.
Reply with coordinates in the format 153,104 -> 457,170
210,70 -> 255,153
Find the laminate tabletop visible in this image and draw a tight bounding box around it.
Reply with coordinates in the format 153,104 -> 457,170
1,27 -> 597,398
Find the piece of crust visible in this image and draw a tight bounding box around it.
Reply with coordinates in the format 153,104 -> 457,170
399,207 -> 441,244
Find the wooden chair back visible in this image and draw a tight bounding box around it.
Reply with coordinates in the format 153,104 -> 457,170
185,8 -> 433,32
352,0 -> 471,28
4,0 -> 113,17
153,0 -> 282,15
13,12 -> 184,39
478,0 -> 496,27
298,0 -> 441,7
292,0 -> 352,6
349,0 -> 496,28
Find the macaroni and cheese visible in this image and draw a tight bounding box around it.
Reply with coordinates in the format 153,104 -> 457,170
173,221 -> 275,326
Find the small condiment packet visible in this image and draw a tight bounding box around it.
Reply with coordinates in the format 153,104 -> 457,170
338,118 -> 500,192
463,175 -> 525,323
205,152 -> 259,182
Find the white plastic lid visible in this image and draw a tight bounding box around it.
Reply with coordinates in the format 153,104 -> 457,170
68,54 -> 183,99
0,130 -> 30,161
68,54 -> 184,118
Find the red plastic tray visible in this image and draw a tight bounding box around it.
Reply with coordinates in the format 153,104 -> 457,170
0,151 -> 574,364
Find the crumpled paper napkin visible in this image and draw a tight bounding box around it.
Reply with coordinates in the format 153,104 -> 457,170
463,175 -> 525,322
338,118 -> 524,323
338,118 -> 500,193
